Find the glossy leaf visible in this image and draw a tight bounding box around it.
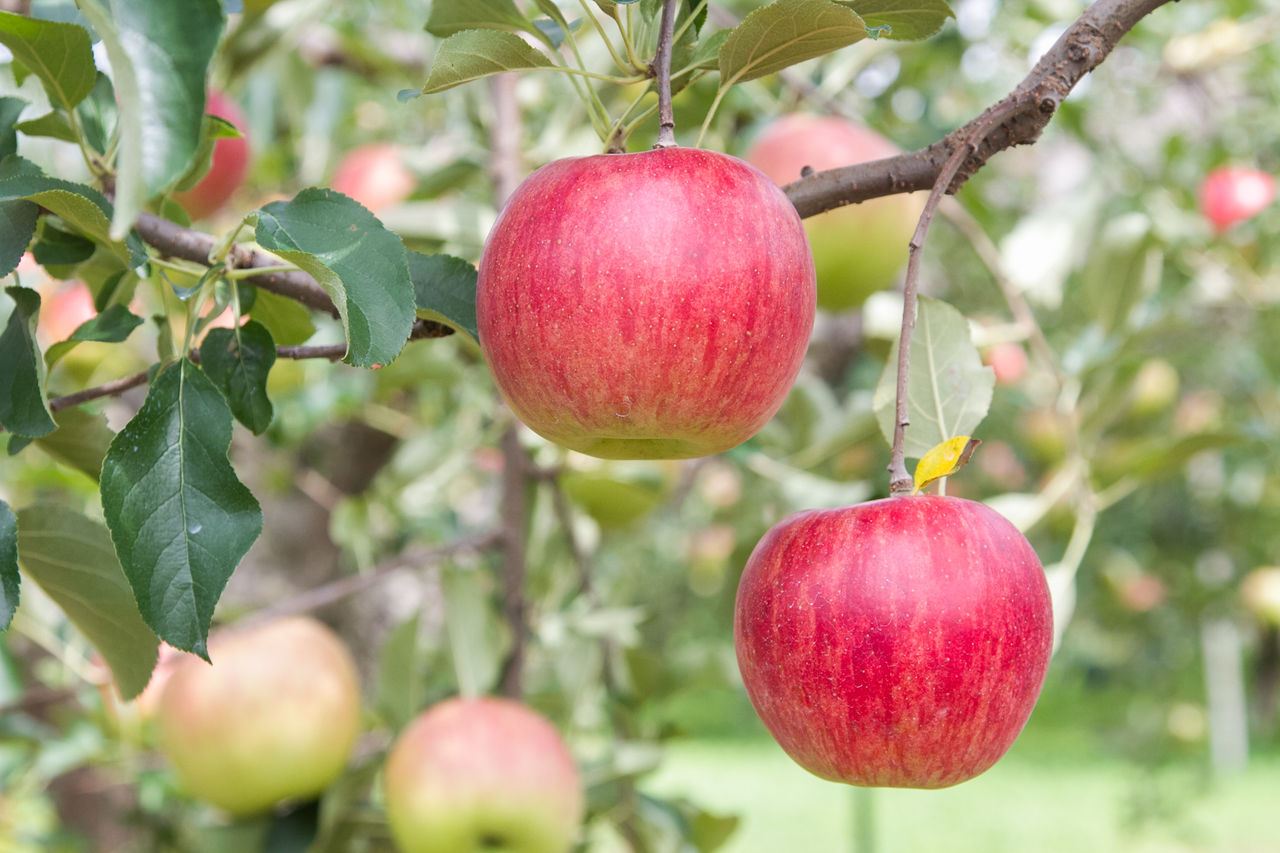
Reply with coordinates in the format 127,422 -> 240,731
719,0 -> 867,86
0,201 -> 38,279
0,11 -> 96,110
836,0 -> 953,41
198,319 -> 276,434
77,0 -> 224,239
0,96 -> 23,158
425,0 -> 532,36
33,406 -> 115,481
99,358 -> 263,659
43,303 -> 143,368
873,296 -> 995,458
421,29 -> 554,95
248,287 -> 316,346
913,435 -> 981,493
0,286 -> 55,437
0,500 -> 16,631
16,504 -> 159,699
407,250 -> 478,341
255,189 -> 415,368
0,166 -> 146,267
76,72 -> 118,155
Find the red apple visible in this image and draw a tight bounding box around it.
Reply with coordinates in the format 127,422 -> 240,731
477,146 -> 815,460
331,143 -> 416,213
982,341 -> 1028,386
383,696 -> 585,853
37,279 -> 97,346
744,115 -> 923,312
172,90 -> 251,221
156,617 -> 362,816
734,495 -> 1053,789
1198,167 -> 1275,232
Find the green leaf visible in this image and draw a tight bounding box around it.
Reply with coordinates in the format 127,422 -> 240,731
0,96 -> 25,158
688,29 -> 730,71
32,220 -> 97,267
76,72 -> 119,155
0,166 -> 147,268
254,189 -> 415,368
99,358 -> 263,659
421,29 -> 554,95
407,250 -> 478,342
0,286 -> 56,438
247,287 -> 316,346
1082,212 -> 1159,335
15,505 -> 159,699
375,614 -> 422,732
718,0 -> 867,86
43,303 -> 142,368
198,320 -> 276,434
0,201 -> 39,279
33,406 -> 115,481
77,0 -> 224,239
443,564 -> 508,698
426,0 -> 533,36
835,0 -> 953,41
0,11 -> 97,110
172,114 -> 243,193
0,500 -> 17,631
872,295 -> 994,458
14,110 -> 79,144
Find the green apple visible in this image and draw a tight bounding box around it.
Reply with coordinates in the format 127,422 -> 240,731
156,617 -> 362,816
383,696 -> 584,853
744,114 -> 924,312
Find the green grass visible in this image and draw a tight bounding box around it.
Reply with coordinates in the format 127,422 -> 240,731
645,733 -> 1280,853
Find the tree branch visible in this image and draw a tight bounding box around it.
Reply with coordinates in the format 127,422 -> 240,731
783,0 -> 1174,218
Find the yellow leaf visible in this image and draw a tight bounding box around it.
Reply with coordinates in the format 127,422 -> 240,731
913,436 -> 982,493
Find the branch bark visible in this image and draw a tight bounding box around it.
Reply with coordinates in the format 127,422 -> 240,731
783,0 -> 1174,217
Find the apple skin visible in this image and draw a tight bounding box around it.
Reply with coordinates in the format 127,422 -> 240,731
734,495 -> 1053,789
383,696 -> 584,853
476,146 -> 816,460
982,341 -> 1028,386
331,143 -> 416,213
744,115 -> 923,312
172,91 -> 251,221
1198,167 -> 1275,232
156,617 -> 362,816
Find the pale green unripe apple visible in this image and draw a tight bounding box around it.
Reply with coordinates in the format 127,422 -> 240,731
156,617 -> 362,816
383,697 -> 584,853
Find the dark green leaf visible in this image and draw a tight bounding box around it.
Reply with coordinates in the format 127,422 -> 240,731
0,286 -> 56,437
425,0 -> 532,36
16,504 -> 159,699
44,303 -> 143,368
76,72 -> 118,155
407,250 -> 478,342
14,110 -> 79,144
719,0 -> 867,86
0,11 -> 96,110
247,287 -> 316,346
0,96 -> 24,158
0,166 -> 147,268
836,0 -> 953,41
32,221 -> 97,266
198,320 -> 276,434
33,406 -> 115,481
0,500 -> 17,631
99,358 -> 263,659
0,200 -> 39,279
254,189 -> 415,368
263,801 -> 320,853
77,0 -> 224,238
421,29 -> 554,95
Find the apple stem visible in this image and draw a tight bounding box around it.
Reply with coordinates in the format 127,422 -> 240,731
653,0 -> 679,148
887,101 -> 1020,496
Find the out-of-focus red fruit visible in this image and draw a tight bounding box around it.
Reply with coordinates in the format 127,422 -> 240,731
1198,167 -> 1275,232
330,143 -> 416,213
982,341 -> 1029,386
38,280 -> 97,345
173,91 -> 251,221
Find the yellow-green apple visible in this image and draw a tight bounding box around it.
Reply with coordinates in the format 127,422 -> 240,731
173,90 -> 250,221
477,146 -> 815,460
744,114 -> 923,312
1199,167 -> 1275,232
1241,567 -> 1280,627
331,143 -> 416,213
156,617 -> 361,816
734,495 -> 1053,788
383,696 -> 584,853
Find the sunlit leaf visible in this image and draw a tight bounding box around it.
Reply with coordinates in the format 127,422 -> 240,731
913,435 -> 981,493
425,0 -> 532,37
421,29 -> 554,95
0,11 -> 96,110
0,286 -> 55,437
719,0 -> 867,86
835,0 -> 953,41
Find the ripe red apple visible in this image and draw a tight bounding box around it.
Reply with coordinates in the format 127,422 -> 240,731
156,617 -> 362,816
172,90 -> 251,221
982,341 -> 1028,386
330,143 -> 416,213
477,146 -> 815,460
1198,167 -> 1275,232
734,495 -> 1053,789
383,696 -> 584,853
744,114 -> 923,312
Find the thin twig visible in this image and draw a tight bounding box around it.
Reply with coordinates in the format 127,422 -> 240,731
652,0 -> 680,148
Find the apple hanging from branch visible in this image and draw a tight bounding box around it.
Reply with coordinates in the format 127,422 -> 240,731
172,90 -> 251,221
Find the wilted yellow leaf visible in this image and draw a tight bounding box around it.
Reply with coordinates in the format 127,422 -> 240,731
913,436 -> 982,493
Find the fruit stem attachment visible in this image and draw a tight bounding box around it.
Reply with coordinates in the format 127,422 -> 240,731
653,0 -> 680,148
887,101 -> 1020,496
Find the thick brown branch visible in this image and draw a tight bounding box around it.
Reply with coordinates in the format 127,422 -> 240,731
784,0 -> 1174,218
